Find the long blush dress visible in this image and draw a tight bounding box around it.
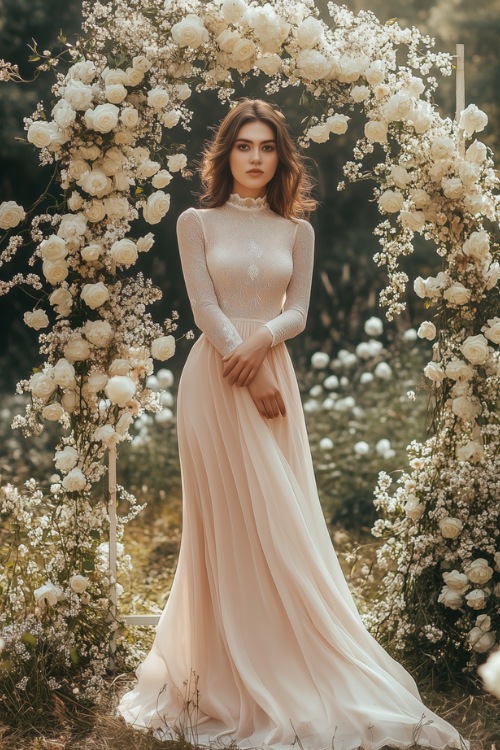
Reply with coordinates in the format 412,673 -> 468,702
116,193 -> 469,750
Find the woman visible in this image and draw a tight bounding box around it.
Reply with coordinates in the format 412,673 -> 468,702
117,99 -> 469,750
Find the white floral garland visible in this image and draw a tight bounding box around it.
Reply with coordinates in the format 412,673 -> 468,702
0,0 -> 498,701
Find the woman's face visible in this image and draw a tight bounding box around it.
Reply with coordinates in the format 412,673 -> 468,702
228,119 -> 279,199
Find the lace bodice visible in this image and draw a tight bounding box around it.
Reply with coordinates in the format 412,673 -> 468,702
176,194 -> 315,357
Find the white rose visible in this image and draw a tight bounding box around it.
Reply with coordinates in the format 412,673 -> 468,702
42,403 -> 65,421
452,395 -> 481,422
410,189 -> 431,208
120,107 -> 139,128
428,161 -> 450,182
109,358 -> 130,376
62,467 -> 87,492
478,650 -> 500,696
86,371 -> 108,392
90,103 -> 119,133
160,110 -> 181,129
438,516 -> 463,539
30,372 -> 57,400
378,189 -> 404,213
466,139 -> 487,164
463,230 -> 490,261
167,154 -> 187,173
442,570 -> 469,593
81,281 -> 110,309
57,212 -> 87,241
437,586 -> 463,610
64,336 -> 91,363
83,320 -> 114,347
307,123 -> 330,144
460,334 -> 490,365
70,574 -> 90,593
63,79 -> 94,110
66,60 -> 97,84
456,439 -> 484,463
84,199 -> 106,223
137,233 -> 155,253
103,68 -> 128,86
125,67 -> 144,86
53,358 -> 76,389
232,38 -> 257,64
469,628 -> 496,654
481,317 -> 500,344
27,121 -> 54,149
105,375 -> 136,406
132,55 -> 152,72
49,287 -> 72,316
400,210 -> 425,232
51,100 -> 76,131
93,424 -> 119,447
151,170 -> 173,189
327,114 -> 349,135
374,361 -> 392,380
383,93 -> 413,121
364,120 -> 388,143
459,161 -> 480,187
110,238 -> 138,267
404,498 -> 424,520
390,165 -> 410,189
217,29 -> 240,53
296,16 -> 324,49
465,589 -> 489,610
103,195 -> 129,220
143,190 -> 171,224
296,50 -> 331,81
68,158 -> 91,181
424,362 -> 445,383
61,390 -> 78,413
173,83 -> 191,100
0,200 -> 25,229
338,54 -> 366,83
484,261 -> 500,290
445,359 -> 474,381
464,558 -> 494,585
373,83 -> 390,99
77,170 -> 113,198
151,335 -> 176,361
54,446 -> 78,472
365,60 -> 385,85
255,55 -> 282,76
221,0 -> 247,23
459,104 -> 488,136
410,102 -> 433,133
116,412 -> 134,436
443,282 -> 471,305
417,321 -> 436,340
171,14 -> 209,48
42,259 -> 69,285
105,84 -> 128,104
40,235 -> 68,261
24,309 -> 49,330
350,85 -> 370,102
67,191 -> 83,211
147,87 -> 170,109
430,136 -> 455,161
441,177 -> 464,200
34,581 -> 63,608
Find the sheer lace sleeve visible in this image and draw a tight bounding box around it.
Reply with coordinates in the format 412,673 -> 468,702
177,208 -> 244,357
263,219 -> 315,346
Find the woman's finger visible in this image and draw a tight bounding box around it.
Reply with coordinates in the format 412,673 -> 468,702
276,391 -> 286,416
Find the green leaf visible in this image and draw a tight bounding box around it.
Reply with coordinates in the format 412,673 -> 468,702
69,646 -> 79,665
28,55 -> 41,63
21,632 -> 37,647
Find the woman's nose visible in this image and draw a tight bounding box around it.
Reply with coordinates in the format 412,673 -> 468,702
250,148 -> 261,163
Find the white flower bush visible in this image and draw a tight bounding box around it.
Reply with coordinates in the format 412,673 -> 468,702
0,0 -> 498,702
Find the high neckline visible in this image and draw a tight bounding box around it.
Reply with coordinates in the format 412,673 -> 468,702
226,193 -> 268,210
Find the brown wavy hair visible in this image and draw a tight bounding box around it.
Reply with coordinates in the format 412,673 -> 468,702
199,99 -> 317,220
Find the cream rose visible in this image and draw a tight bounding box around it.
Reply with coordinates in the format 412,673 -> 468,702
350,85 -> 370,102
481,317 -> 500,344
217,29 -> 240,53
464,558 -> 494,585
465,589 -> 489,610
42,403 -> 65,421
438,517 -> 463,539
327,114 -> 349,135
54,446 -> 78,472
105,375 -> 136,407
0,200 -> 25,229
27,121 -> 54,149
466,139 -> 487,164
53,358 -> 76,389
383,93 -> 412,122
410,189 -> 431,208
93,424 -> 119,447
459,161 -> 480,187
120,106 -> 140,128
89,103 -> 120,133
424,362 -> 445,383
84,200 -> 106,223
34,581 -> 63,608
63,79 -> 94,110
125,67 -> 144,86
161,110 -> 181,129
296,16 -> 324,48
307,123 -> 330,144
469,627 -> 496,654
103,68 -> 128,86
445,358 -> 474,381
77,170 -> 113,198
338,54 -> 366,83
232,39 -> 257,64
143,191 -> 171,224
42,259 -> 69,285
478,649 -> 500,694
64,336 -> 91,363
442,177 -> 464,200
171,14 -> 209,48
456,439 -> 484,463
364,120 -> 387,143
70,574 -> 90,593
147,87 -> 170,109
221,0 -> 247,23
378,189 -> 404,214
104,84 -> 127,105
443,282 -> 471,306
400,210 -> 425,232
132,55 -> 152,72
452,395 -> 481,422
62,467 -> 87,492
417,321 -> 436,340
443,570 -> 469,593
430,136 -> 455,161
167,154 -> 187,172
49,287 -> 72,316
57,212 -> 87,242
83,320 -> 114,347
86,371 -> 108,392
460,334 -> 490,365
61,390 -> 78,413
404,498 -> 424,520
40,235 -> 67,261
81,244 -> 102,262
81,281 -> 110,309
110,238 -> 138,267
296,50 -> 331,81
67,60 -> 97,84
30,372 -> 57,400
109,358 -> 130,376
151,170 -> 173,189
137,233 -> 155,253
462,230 -> 490,261
437,586 -> 463,610
365,60 -> 385,85
151,335 -> 176,361
24,309 -> 49,330
459,104 -> 488,136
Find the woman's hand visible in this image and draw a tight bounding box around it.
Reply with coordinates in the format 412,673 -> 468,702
222,326 -> 273,386
247,364 -> 286,419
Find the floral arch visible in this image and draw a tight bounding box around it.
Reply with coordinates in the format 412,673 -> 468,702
0,0 -> 499,716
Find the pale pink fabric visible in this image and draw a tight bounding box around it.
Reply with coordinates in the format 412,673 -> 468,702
116,196 -> 469,750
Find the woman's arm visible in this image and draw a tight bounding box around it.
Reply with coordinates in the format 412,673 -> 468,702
177,208 -> 244,358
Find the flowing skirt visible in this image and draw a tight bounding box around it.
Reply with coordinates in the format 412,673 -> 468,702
116,319 -> 469,750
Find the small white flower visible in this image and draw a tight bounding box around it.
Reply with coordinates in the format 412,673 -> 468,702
311,351 -> 329,369
478,650 -> 500,697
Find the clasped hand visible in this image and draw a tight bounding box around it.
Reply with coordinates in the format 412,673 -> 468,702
221,327 -> 286,419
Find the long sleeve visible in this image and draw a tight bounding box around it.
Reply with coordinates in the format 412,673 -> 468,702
176,207 -> 244,357
263,218 -> 315,346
